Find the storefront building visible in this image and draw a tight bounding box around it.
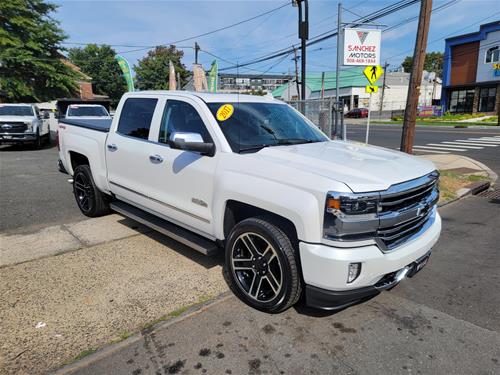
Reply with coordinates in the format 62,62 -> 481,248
441,21 -> 500,114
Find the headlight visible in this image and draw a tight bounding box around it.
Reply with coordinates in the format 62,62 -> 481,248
326,195 -> 379,216
25,121 -> 33,131
323,192 -> 380,240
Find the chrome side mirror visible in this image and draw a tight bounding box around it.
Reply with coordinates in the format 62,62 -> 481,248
169,132 -> 215,156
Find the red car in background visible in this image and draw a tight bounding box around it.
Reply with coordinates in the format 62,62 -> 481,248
345,108 -> 369,118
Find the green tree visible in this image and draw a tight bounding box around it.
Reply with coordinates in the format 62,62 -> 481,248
0,0 -> 79,102
401,51 -> 444,77
134,45 -> 189,90
68,44 -> 126,106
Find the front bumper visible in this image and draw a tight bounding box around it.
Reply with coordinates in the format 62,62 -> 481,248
0,132 -> 36,143
300,210 -> 441,310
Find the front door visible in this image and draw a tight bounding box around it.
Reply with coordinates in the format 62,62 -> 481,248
139,96 -> 218,238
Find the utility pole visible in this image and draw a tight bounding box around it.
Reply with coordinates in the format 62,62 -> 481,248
379,62 -> 389,116
400,0 -> 432,153
194,42 -> 200,64
336,3 -> 344,139
321,71 -> 325,99
293,47 -> 301,100
293,0 -> 309,101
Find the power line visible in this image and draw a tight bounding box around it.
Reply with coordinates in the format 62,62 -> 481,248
218,0 -> 421,72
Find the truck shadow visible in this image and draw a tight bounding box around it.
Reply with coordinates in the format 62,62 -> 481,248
116,217 -> 223,270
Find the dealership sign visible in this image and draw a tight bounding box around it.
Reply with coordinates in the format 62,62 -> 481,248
343,28 -> 381,66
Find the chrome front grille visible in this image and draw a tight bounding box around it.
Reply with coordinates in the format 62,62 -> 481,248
0,122 -> 27,133
376,172 -> 439,251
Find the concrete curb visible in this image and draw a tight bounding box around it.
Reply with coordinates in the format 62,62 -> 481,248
51,292 -> 234,375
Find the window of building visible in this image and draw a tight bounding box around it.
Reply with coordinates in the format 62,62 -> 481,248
448,89 -> 475,113
117,98 -> 158,139
478,87 -> 497,112
485,46 -> 499,63
158,100 -> 211,144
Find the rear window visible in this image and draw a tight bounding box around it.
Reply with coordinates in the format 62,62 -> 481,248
117,98 -> 158,140
67,106 -> 109,117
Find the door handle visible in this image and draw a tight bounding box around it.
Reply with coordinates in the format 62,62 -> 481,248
149,154 -> 164,164
107,144 -> 118,152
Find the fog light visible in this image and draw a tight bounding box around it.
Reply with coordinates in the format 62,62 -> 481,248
347,262 -> 361,283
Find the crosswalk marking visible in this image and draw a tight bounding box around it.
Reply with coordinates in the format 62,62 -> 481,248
453,140 -> 499,147
413,145 -> 466,152
427,143 -> 483,149
465,139 -> 500,144
441,141 -> 492,147
473,137 -> 500,142
412,148 -> 450,154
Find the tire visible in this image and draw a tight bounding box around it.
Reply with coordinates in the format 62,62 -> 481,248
224,217 -> 302,313
44,126 -> 51,145
33,130 -> 42,149
72,164 -> 111,217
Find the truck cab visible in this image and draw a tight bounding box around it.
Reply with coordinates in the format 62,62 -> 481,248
57,91 -> 441,313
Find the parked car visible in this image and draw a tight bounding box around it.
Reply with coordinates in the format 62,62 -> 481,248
65,104 -> 111,119
58,92 -> 441,313
345,108 -> 369,118
0,103 -> 50,148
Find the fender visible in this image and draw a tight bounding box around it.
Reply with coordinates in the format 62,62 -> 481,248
213,170 -> 323,243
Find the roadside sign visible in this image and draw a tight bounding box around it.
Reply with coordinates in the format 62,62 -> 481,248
365,85 -> 378,93
363,65 -> 383,84
344,28 -> 381,66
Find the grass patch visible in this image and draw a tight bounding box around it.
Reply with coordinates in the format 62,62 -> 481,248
119,330 -> 133,340
374,120 -> 498,127
142,294 -> 213,331
63,348 -> 97,365
438,170 -> 489,204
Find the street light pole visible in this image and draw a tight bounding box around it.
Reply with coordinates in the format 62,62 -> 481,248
294,0 -> 308,101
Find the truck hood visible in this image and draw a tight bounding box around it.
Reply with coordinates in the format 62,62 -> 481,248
0,116 -> 35,123
253,140 -> 436,192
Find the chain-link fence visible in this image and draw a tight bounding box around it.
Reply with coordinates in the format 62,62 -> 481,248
287,99 -> 340,138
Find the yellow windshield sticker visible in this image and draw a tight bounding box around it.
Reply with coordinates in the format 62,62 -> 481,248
216,104 -> 234,121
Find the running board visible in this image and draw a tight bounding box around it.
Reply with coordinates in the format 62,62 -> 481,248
110,201 -> 219,256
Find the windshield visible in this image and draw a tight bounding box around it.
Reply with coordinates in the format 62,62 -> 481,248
67,106 -> 109,117
207,102 -> 328,153
0,105 -> 34,116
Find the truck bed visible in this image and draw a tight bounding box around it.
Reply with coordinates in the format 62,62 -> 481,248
59,118 -> 112,132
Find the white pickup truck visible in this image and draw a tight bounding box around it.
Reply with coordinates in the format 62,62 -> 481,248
58,91 -> 441,312
0,103 -> 51,148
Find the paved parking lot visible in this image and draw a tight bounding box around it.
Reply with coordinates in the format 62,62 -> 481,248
0,143 -> 84,233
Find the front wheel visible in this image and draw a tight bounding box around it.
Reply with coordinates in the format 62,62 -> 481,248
225,218 -> 302,313
72,165 -> 111,217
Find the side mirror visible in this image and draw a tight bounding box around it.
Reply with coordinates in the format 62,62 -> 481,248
169,132 -> 215,157
43,112 -> 50,119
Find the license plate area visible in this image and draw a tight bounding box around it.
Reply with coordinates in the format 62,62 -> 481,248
407,251 -> 431,278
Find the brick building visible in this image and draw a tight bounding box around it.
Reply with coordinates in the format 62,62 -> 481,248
441,21 -> 500,114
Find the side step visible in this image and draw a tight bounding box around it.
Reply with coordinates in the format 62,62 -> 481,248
110,201 -> 219,256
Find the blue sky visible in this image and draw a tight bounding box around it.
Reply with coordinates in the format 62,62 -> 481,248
54,0 -> 500,76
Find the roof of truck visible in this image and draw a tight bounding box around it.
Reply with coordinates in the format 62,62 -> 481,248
129,91 -> 282,104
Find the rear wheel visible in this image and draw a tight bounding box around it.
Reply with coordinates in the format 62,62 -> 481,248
225,218 -> 302,313
33,130 -> 42,149
73,165 -> 111,217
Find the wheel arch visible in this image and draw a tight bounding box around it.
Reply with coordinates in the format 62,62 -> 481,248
223,200 -> 299,246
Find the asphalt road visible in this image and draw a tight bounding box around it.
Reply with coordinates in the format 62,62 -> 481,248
63,195 -> 500,375
345,123 -> 500,174
0,142 -> 83,233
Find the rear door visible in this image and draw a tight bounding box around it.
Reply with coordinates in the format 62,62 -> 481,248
105,96 -> 162,210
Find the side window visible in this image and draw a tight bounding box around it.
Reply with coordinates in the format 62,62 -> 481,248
159,100 -> 211,144
117,98 -> 158,140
